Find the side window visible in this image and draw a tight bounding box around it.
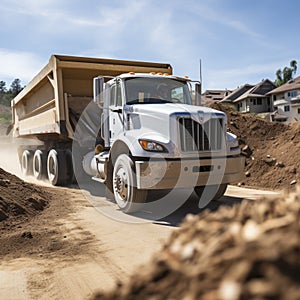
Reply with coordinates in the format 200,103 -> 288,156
110,84 -> 116,106
110,82 -> 122,106
116,83 -> 122,107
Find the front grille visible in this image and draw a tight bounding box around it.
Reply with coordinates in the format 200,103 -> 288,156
178,117 -> 224,152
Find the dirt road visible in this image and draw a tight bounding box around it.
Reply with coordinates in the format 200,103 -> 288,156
0,139 -> 279,300
0,183 -> 278,300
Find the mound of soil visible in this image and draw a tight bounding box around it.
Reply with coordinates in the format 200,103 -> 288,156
211,102 -> 300,191
0,168 -> 87,260
0,168 -> 48,223
94,190 -> 300,300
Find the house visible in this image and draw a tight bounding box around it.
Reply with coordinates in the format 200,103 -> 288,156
221,79 -> 276,113
221,84 -> 254,103
267,76 -> 300,122
202,89 -> 232,103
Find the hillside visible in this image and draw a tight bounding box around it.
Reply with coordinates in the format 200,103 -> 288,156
0,104 -> 11,135
211,102 -> 300,191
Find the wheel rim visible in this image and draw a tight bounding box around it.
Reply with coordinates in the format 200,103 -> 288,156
113,166 -> 129,208
47,151 -> 58,183
21,151 -> 28,175
48,154 -> 57,182
33,150 -> 44,179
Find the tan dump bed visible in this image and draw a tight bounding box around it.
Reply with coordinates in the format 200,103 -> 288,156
12,54 -> 172,139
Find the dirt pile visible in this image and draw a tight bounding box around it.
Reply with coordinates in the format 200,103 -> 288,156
0,167 -> 49,223
0,168 -> 88,260
94,190 -> 300,300
211,102 -> 300,191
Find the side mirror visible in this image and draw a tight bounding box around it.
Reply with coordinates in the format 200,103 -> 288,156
195,82 -> 202,106
93,77 -> 104,107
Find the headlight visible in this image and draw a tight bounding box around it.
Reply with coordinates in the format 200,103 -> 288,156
139,139 -> 167,152
226,132 -> 239,150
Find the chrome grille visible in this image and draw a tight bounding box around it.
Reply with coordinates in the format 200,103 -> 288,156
178,117 -> 224,152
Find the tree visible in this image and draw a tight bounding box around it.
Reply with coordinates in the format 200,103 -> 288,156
0,81 -> 6,93
275,60 -> 298,86
9,78 -> 23,97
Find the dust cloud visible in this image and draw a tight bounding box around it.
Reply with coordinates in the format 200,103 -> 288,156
0,135 -> 43,183
0,136 -> 22,178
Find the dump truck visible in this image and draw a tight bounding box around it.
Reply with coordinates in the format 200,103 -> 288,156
11,54 -> 244,212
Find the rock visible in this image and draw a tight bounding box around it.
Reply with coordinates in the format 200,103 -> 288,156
21,231 -> 33,239
290,180 -> 297,185
245,171 -> 251,177
0,179 -> 10,187
264,156 -> 276,166
289,167 -> 297,174
275,161 -> 285,168
241,145 -> 252,158
231,122 -> 238,129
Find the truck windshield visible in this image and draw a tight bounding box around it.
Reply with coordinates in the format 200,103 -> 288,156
124,77 -> 192,105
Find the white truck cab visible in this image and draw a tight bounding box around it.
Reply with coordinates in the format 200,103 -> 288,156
87,72 -> 244,212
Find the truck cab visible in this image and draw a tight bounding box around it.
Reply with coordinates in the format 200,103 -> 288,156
85,72 -> 244,212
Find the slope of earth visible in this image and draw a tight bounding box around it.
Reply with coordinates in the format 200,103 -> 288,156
211,102 -> 300,191
0,166 -> 101,268
94,189 -> 300,300
0,168 -> 48,223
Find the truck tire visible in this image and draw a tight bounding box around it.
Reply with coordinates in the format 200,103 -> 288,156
21,150 -> 33,176
47,149 -> 68,186
113,154 -> 147,213
33,150 -> 47,180
194,184 -> 228,201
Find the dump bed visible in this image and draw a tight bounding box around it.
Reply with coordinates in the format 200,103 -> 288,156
12,54 -> 172,140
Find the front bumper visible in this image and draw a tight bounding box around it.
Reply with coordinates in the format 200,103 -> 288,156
135,155 -> 245,189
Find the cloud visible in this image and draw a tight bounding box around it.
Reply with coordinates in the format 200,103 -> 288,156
0,49 -> 45,84
204,61 -> 286,90
184,2 -> 262,39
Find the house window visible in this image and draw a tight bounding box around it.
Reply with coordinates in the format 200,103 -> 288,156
284,105 -> 290,112
257,99 -> 262,105
298,108 -> 300,114
253,98 -> 257,105
287,91 -> 297,98
273,95 -> 277,101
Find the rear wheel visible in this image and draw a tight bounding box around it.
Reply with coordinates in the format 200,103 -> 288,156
113,154 -> 147,213
194,184 -> 228,201
21,150 -> 33,176
47,149 -> 68,186
33,150 -> 47,180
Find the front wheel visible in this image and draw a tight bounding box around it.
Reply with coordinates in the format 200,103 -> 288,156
112,154 -> 147,213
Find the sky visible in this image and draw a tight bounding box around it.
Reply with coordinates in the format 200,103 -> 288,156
0,0 -> 299,91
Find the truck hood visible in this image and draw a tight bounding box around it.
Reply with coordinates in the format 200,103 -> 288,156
127,103 -> 225,118
125,103 -> 227,145
124,103 -> 229,159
